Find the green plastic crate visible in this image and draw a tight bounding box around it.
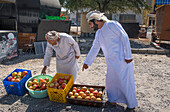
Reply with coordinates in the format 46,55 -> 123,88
46,16 -> 65,20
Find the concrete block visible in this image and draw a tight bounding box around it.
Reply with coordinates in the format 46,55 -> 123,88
164,49 -> 170,54
131,48 -> 139,53
147,49 -> 157,54
138,49 -> 148,54
157,50 -> 166,54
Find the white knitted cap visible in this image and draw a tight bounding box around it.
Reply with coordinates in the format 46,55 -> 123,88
46,31 -> 60,40
86,10 -> 109,22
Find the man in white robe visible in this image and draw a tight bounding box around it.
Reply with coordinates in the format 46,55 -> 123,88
41,31 -> 81,82
82,11 -> 138,112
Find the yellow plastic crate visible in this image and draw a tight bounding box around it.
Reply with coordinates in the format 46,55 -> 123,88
47,73 -> 74,103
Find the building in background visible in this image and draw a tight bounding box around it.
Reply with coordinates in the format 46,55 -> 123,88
143,0 -> 170,27
69,9 -> 142,38
154,0 -> 170,10
143,0 -> 155,27
0,0 -> 61,60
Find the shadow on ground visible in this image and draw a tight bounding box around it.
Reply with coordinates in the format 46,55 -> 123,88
18,94 -> 125,112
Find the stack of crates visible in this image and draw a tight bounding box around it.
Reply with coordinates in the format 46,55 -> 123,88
3,69 -> 32,96
47,73 -> 73,103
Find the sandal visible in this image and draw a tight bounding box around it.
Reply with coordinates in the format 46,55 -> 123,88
104,101 -> 117,107
124,107 -> 135,112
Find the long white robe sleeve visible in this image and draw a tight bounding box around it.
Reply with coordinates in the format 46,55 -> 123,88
44,42 -> 53,66
84,32 -> 101,66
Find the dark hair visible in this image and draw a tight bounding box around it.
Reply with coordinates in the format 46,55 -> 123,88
89,19 -> 99,31
90,19 -> 103,23
97,20 -> 103,22
90,19 -> 95,24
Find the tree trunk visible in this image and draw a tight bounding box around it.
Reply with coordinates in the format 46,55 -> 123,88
76,10 -> 79,35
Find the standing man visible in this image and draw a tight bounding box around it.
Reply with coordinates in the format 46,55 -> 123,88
41,31 -> 80,82
82,11 -> 138,112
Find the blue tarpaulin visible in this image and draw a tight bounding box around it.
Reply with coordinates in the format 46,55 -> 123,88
155,0 -> 170,5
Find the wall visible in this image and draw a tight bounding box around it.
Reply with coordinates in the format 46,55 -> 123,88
37,19 -> 71,41
0,31 -> 18,60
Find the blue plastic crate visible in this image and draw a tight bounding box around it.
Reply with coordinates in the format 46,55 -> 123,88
3,69 -> 32,96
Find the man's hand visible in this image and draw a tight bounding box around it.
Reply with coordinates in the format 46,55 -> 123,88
82,64 -> 88,71
75,56 -> 79,59
125,59 -> 133,64
41,66 -> 47,75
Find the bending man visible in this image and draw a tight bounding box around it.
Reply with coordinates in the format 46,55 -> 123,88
41,31 -> 80,82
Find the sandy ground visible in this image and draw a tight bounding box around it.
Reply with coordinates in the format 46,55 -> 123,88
0,53 -> 170,112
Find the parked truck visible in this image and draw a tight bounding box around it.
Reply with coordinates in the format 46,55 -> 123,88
155,4 -> 170,41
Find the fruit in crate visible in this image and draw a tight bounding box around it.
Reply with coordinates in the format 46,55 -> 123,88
70,96 -> 75,99
44,77 -> 49,82
89,87 -> 94,93
61,83 -> 67,89
97,91 -> 103,98
59,80 -> 64,84
40,84 -> 46,90
35,88 -> 41,91
29,86 -> 33,90
91,96 -> 96,101
82,86 -> 87,92
93,90 -> 99,97
7,76 -> 13,81
85,96 -> 91,100
76,88 -> 81,93
11,78 -> 15,82
79,91 -> 84,96
8,71 -> 29,82
27,81 -> 33,87
64,76 -> 70,81
32,78 -> 37,82
17,72 -> 22,78
69,92 -> 73,96
15,78 -> 21,82
82,93 -> 87,99
89,93 -> 94,97
68,86 -> 103,102
49,83 -> 55,88
72,89 -> 76,94
96,98 -> 102,101
85,90 -> 90,96
63,80 -> 67,83
77,95 -> 82,99
39,78 -> 44,82
74,93 -> 79,98
33,80 -> 39,85
22,71 -> 28,76
48,76 -> 70,89
27,77 -> 50,91
33,84 -> 38,90
73,87 -> 77,90
54,82 -> 59,87
12,72 -> 17,77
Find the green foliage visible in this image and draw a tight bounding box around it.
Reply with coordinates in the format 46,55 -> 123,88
59,0 -> 151,13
